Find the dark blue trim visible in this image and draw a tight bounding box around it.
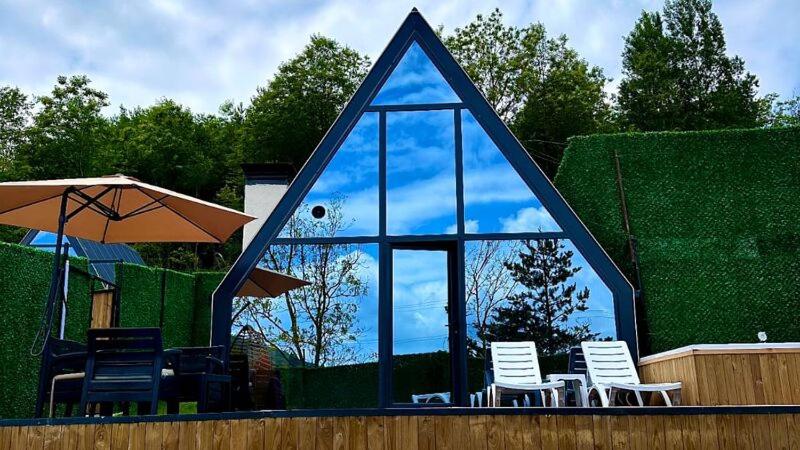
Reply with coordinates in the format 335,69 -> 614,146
365,102 -> 464,112
212,7 -> 637,393
5,405 -> 800,428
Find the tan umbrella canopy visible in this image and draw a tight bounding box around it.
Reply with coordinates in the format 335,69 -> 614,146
237,267 -> 310,298
0,174 -> 255,243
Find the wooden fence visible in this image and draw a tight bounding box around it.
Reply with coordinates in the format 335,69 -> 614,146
639,344 -> 800,406
2,411 -> 799,450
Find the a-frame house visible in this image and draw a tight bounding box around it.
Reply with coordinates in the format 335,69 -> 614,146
213,8 -> 636,407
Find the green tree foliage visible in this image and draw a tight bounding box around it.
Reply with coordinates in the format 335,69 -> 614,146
20,75 -> 111,179
618,0 -> 770,131
445,9 -> 613,177
770,95 -> 800,127
480,239 -> 595,355
242,35 -> 370,166
0,86 -> 32,180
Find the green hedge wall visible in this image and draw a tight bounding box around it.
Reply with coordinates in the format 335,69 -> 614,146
554,127 -> 800,354
192,272 -> 225,347
280,352 -> 567,409
115,265 -> 225,349
0,242 -> 92,419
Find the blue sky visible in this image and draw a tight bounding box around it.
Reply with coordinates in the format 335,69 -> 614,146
0,0 -> 797,114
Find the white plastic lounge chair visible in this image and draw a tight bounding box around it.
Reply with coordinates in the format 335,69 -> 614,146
488,342 -> 565,407
581,341 -> 681,407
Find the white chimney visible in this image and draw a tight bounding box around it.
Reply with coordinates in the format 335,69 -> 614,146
241,163 -> 296,248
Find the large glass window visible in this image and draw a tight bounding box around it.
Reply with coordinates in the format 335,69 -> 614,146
386,110 -> 457,235
465,239 -> 615,403
462,111 -> 560,233
279,113 -> 380,238
233,243 -> 379,409
371,42 -> 460,105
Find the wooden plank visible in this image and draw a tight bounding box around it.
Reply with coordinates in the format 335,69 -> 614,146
246,419 -> 265,450
484,414 -> 503,450
767,414 -> 790,450
177,422 -> 197,450
557,414 -> 578,450
609,415 -> 629,450
43,426 -> 62,450
592,415 -> 612,450
627,415 -> 648,450
570,415 -> 591,450
348,416 -> 367,450
229,420 -> 248,450
110,424 -> 128,450
10,426 -> 27,450
26,426 -> 44,450
93,424 -> 111,450
0,426 -> 11,450
263,418 -> 283,450
418,416 -> 437,450
144,422 -> 162,450
382,417 -> 398,450
197,420 -> 214,450
733,415 -> 755,450
365,417 -> 384,450
663,416 -> 683,450
643,416 -> 665,450
332,417 -> 349,450
787,414 -> 800,450
715,415 -> 736,450
431,416 -> 451,450
298,417 -> 316,450
540,415 -> 558,450
62,424 -> 80,450
521,415 -> 542,450
315,417 -> 333,450
501,416 -> 523,450
161,421 -> 179,450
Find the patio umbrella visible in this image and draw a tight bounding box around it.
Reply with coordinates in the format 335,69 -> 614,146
0,175 -> 255,243
236,267 -> 310,298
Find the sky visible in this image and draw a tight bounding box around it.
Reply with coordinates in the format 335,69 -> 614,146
0,0 -> 798,114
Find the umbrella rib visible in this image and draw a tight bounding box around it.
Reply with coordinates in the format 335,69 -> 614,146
134,186 -> 222,242
0,191 -> 66,216
101,188 -> 121,243
118,196 -> 168,220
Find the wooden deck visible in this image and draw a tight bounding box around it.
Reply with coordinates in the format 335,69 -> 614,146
2,408 -> 800,449
639,343 -> 800,406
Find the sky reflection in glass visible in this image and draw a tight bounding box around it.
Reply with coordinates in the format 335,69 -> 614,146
371,41 -> 461,105
279,113 -> 380,238
462,111 -> 560,233
386,110 -> 456,235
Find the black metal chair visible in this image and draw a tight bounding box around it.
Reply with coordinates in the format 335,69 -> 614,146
36,338 -> 87,418
79,328 -> 165,416
166,346 -> 231,413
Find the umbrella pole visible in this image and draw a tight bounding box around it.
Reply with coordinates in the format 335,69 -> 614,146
33,190 -> 70,417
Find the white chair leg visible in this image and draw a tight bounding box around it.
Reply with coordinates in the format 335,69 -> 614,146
634,390 -> 645,406
523,394 -> 530,407
660,390 -> 673,407
550,389 -> 559,408
597,386 -> 611,407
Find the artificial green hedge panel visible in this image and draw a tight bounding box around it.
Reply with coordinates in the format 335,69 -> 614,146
0,243 -> 91,418
115,265 -> 225,349
554,127 -> 800,354
116,264 -> 163,329
192,272 -> 225,347
161,270 -> 196,348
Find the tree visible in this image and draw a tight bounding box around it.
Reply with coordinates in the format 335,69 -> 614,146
618,0 -> 770,131
481,239 -> 595,356
444,9 -> 613,177
21,75 -> 110,179
0,86 -> 32,180
465,240 -> 519,356
238,197 -> 369,367
770,95 -> 800,127
242,35 -> 370,167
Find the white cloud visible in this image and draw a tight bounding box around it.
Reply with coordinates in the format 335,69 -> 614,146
0,0 -> 794,115
500,206 -> 560,233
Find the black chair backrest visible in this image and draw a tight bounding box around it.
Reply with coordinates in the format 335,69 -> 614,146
174,346 -> 226,374
81,328 -> 164,415
567,346 -> 587,375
